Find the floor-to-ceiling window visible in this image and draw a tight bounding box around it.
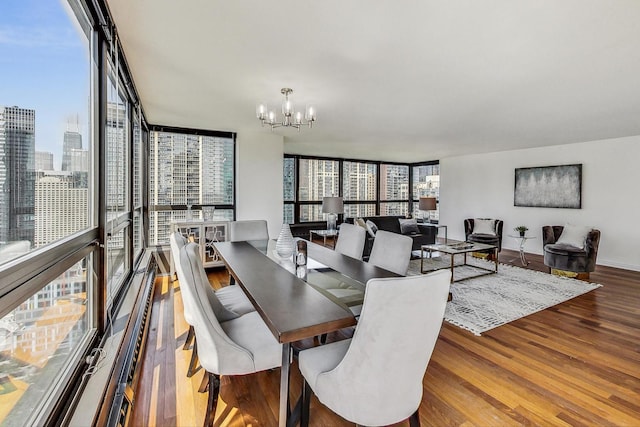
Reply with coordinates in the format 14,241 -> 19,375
379,163 -> 410,216
0,1 -> 99,424
148,127 -> 235,245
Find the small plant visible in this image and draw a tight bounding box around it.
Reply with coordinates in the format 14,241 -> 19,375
514,225 -> 528,236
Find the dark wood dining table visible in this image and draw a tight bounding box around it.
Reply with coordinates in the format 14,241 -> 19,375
213,239 -> 398,427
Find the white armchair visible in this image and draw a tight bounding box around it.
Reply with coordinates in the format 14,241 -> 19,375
178,242 -> 282,426
296,270 -> 451,426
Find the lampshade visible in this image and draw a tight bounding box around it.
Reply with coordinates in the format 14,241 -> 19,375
419,197 -> 437,211
322,196 -> 344,213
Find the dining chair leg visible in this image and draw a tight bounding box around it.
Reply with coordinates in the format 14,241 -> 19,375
300,379 -> 312,427
183,324 -> 195,350
204,372 -> 221,427
409,408 -> 421,427
198,370 -> 209,393
187,338 -> 199,377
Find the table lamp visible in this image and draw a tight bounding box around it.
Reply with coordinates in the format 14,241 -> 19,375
322,196 -> 343,233
418,197 -> 437,223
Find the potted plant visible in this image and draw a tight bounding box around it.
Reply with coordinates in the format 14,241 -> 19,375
514,225 -> 528,237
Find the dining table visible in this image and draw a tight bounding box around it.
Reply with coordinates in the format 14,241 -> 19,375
213,238 -> 399,427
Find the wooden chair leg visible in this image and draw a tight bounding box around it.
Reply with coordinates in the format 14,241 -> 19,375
409,408 -> 420,427
198,370 -> 209,393
300,379 -> 312,427
183,324 -> 195,350
203,372 -> 221,427
187,338 -> 199,377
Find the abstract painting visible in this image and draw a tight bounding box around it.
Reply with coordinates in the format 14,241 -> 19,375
514,164 -> 582,208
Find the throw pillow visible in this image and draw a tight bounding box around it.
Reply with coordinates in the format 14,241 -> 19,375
355,217 -> 367,229
473,218 -> 496,235
399,218 -> 420,234
365,220 -> 378,238
556,223 -> 592,249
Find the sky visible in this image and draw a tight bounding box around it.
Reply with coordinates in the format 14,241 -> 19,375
0,0 -> 89,170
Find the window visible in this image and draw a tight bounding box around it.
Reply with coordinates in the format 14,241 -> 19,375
0,257 -> 92,425
379,164 -> 409,216
412,163 -> 440,220
0,1 -> 98,423
0,2 -> 92,266
298,158 -> 339,222
284,157 -> 439,223
148,129 -> 235,245
342,161 -> 377,218
283,157 -> 295,224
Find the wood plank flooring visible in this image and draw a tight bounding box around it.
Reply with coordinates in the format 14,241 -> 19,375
131,249 -> 640,426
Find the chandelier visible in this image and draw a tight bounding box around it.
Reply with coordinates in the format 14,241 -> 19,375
256,88 -> 316,130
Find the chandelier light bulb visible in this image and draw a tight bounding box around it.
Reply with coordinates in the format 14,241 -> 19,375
256,104 -> 267,120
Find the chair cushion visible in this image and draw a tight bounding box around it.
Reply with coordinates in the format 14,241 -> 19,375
215,285 -> 255,316
398,218 -> 420,235
299,338 -> 351,390
220,311 -> 282,372
556,224 -> 592,249
544,243 -> 588,256
468,233 -> 499,246
473,218 -> 496,235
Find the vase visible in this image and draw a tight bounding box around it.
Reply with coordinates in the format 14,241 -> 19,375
519,231 -> 525,237
275,224 -> 295,259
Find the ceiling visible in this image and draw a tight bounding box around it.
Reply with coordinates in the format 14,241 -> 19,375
106,0 -> 640,163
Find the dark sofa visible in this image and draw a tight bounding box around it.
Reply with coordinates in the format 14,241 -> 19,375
345,215 -> 436,258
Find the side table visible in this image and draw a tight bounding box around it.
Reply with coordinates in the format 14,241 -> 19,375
508,234 -> 536,266
309,229 -> 338,248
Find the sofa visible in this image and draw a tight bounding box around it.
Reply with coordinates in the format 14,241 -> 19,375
345,215 -> 436,258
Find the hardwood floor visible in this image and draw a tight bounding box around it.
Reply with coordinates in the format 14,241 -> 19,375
131,249 -> 640,426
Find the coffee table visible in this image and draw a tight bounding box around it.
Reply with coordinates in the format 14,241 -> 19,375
420,241 -> 498,283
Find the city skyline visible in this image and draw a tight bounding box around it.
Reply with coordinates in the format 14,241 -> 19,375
0,0 -> 89,170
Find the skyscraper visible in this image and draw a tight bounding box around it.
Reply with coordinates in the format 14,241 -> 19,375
62,117 -> 82,171
35,151 -> 54,171
0,106 -> 36,246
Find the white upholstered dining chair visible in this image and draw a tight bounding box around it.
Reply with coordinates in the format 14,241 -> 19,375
296,270 -> 451,426
229,219 -> 269,242
334,222 -> 367,260
367,229 -> 413,275
179,242 -> 282,426
170,232 -> 255,377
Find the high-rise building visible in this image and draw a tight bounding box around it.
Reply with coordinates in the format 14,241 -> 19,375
35,151 -> 54,171
34,171 -> 88,247
0,106 -> 36,246
61,117 -> 83,171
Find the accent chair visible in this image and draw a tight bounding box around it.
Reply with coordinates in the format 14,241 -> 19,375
542,225 -> 600,279
464,218 -> 504,252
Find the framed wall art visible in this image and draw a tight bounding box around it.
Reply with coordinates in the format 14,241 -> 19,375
514,164 -> 582,208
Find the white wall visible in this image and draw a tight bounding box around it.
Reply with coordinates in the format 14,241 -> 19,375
440,136 -> 640,271
235,130 -> 284,239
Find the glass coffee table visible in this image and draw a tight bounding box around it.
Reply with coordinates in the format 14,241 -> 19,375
420,241 -> 498,283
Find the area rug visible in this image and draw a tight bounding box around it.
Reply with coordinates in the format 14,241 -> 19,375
407,257 -> 602,336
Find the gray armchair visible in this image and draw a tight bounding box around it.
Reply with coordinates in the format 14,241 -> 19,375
464,218 -> 504,252
543,225 -> 600,277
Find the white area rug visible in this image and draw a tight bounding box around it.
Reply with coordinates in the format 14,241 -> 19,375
408,256 -> 602,336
